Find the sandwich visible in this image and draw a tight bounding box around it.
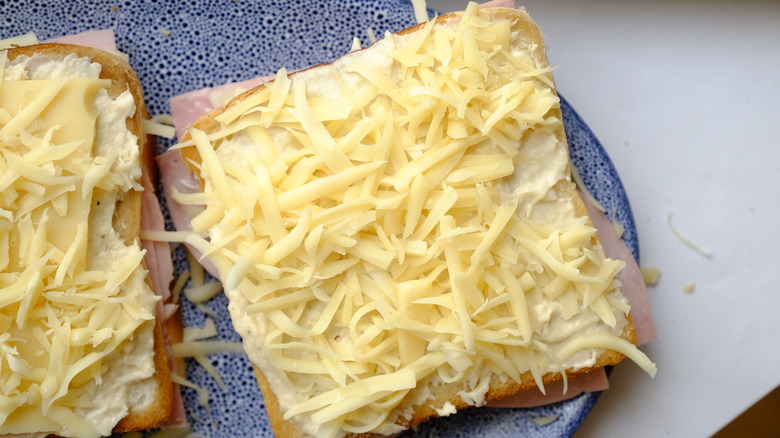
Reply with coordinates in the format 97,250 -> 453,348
165,2 -> 656,437
0,42 -> 182,436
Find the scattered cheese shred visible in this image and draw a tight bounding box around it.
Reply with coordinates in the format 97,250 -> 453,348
531,414 -> 560,426
172,340 -> 245,358
171,372 -> 211,411
180,317 -> 233,391
411,0 -> 429,24
143,116 -> 176,139
610,208 -> 625,239
184,280 -> 223,303
0,31 -> 38,49
640,265 -> 661,286
571,164 -> 605,213
366,27 -> 378,44
171,268 -> 191,304
350,37 -> 362,52
667,213 -> 714,259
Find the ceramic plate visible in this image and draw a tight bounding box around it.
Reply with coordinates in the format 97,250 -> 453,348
0,1 -> 638,436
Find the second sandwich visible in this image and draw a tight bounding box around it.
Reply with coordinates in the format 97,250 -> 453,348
0,44 -> 180,436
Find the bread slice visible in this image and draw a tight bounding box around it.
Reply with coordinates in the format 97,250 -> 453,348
2,44 -> 178,435
174,4 -> 653,437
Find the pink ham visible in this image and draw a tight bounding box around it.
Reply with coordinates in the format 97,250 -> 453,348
169,76 -> 272,139
140,154 -> 188,428
44,28 -> 118,52
582,197 -> 658,346
141,172 -> 173,304
488,368 -> 609,408
481,0 -> 519,9
156,149 -> 221,278
156,149 -> 201,235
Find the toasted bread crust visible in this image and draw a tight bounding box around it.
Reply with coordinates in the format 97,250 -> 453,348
254,366 -> 305,438
178,7 -> 636,438
6,43 -> 177,433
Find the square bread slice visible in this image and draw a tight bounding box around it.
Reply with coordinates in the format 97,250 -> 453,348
173,3 -> 654,437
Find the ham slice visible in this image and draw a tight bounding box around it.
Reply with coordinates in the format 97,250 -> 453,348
156,149 -> 220,278
140,157 -> 188,429
481,0 -> 519,9
169,76 -> 272,139
488,368 -> 609,408
583,197 -> 658,346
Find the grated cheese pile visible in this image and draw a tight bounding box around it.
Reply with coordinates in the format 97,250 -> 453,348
0,52 -> 158,437
176,3 -> 654,437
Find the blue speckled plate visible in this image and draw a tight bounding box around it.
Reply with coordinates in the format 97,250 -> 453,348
0,1 -> 637,437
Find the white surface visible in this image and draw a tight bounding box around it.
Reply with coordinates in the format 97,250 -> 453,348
427,1 -> 780,437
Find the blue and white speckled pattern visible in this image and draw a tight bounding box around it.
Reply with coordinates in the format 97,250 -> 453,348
0,1 -> 637,437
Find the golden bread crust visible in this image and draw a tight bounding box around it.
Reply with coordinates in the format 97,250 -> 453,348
254,366 -> 306,438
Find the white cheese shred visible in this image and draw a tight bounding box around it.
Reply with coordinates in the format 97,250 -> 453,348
640,266 -> 661,286
531,414 -> 560,426
571,165 -> 605,212
411,0 -> 429,24
0,31 -> 39,49
143,116 -> 176,139
667,213 -> 714,259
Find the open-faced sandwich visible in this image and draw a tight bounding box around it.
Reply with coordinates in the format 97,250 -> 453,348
161,2 -> 656,437
0,41 -> 183,437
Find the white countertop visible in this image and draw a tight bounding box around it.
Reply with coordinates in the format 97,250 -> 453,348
429,1 -> 780,436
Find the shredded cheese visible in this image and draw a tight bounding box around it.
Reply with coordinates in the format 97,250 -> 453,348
174,3 -> 654,437
184,280 -> 223,303
667,213 -> 714,259
143,116 -> 176,139
411,0 -> 429,24
571,164 -> 605,212
171,372 -> 211,411
640,265 -> 661,286
0,31 -> 39,50
171,268 -> 191,304
172,340 -> 245,358
531,414 -> 560,426
0,52 -> 157,436
366,27 -> 378,44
